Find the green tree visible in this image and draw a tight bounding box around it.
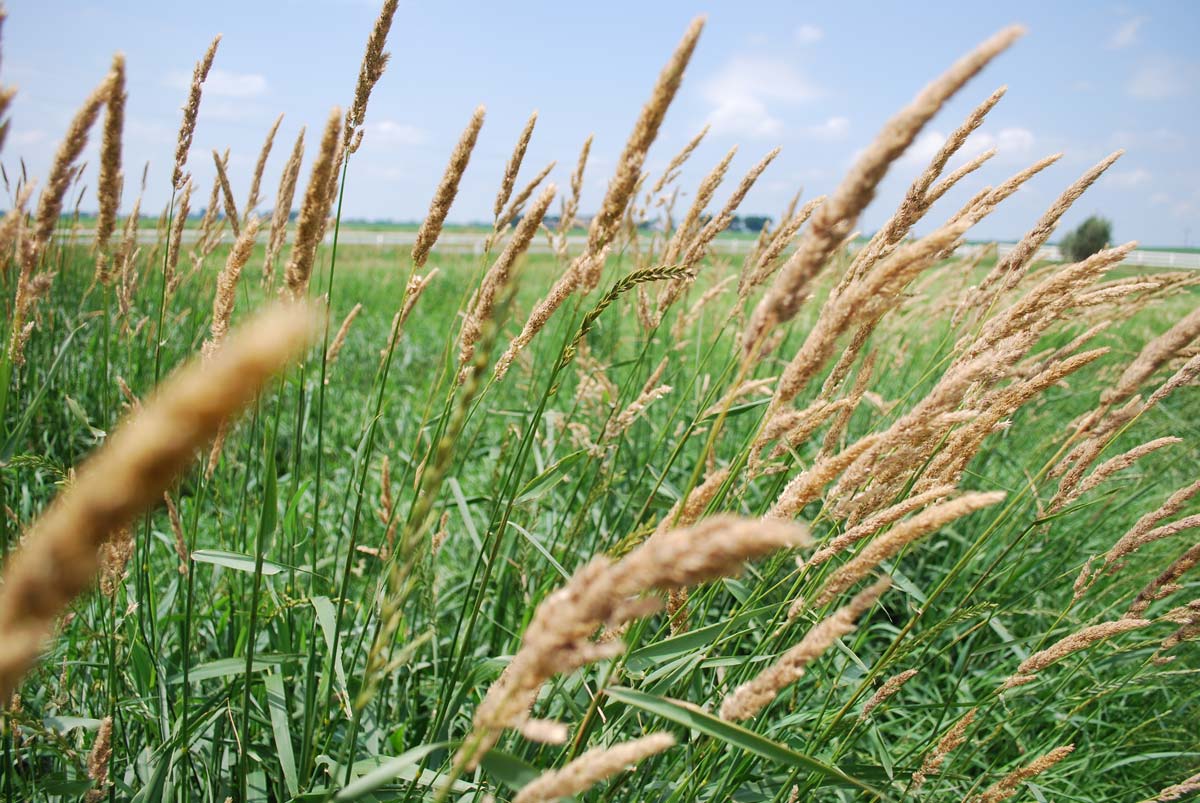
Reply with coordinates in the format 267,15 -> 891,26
1060,215 -> 1112,262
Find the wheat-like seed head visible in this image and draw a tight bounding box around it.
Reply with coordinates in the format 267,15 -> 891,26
513,733 -> 676,803
172,35 -> 220,190
493,110 -> 538,220
263,125 -> 306,287
972,744 -> 1075,803
412,105 -> 485,268
720,576 -> 891,721
284,108 -> 342,299
94,53 -> 126,284
244,113 -> 282,218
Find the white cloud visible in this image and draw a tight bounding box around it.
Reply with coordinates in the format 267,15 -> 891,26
1127,61 -> 1188,100
363,120 -> 427,147
991,127 -> 1036,155
1104,168 -> 1151,188
167,68 -> 268,98
702,57 -> 819,139
800,116 -> 848,141
1111,127 -> 1186,151
899,130 -> 947,167
1108,16 -> 1146,49
899,126 -> 1034,169
794,24 -> 824,45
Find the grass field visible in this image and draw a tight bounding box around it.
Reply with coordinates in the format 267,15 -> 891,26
2,9 -> 1199,803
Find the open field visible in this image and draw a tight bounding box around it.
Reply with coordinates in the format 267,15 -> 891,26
2,9 -> 1199,803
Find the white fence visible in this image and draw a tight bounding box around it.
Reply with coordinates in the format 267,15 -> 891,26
72,227 -> 1200,269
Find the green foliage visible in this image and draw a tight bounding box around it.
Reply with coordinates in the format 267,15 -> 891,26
0,231 -> 1195,802
1060,215 -> 1114,262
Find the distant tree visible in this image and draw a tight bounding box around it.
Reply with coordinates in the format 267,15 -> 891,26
1060,215 -> 1112,262
741,215 -> 772,233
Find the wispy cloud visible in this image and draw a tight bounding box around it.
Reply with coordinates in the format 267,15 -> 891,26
1108,16 -> 1146,50
1104,168 -> 1151,188
899,126 -> 1035,169
800,116 -> 848,141
1127,60 -> 1189,100
363,120 -> 427,147
701,57 -> 819,139
794,24 -> 824,45
166,68 -> 269,99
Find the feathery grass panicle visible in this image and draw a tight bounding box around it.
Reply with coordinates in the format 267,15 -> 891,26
1100,305 -> 1200,414
244,113 -> 282,217
382,269 -> 439,359
1082,478 -> 1200,588
494,110 -> 538,220
860,668 -> 918,718
461,515 -> 806,767
97,524 -> 134,597
925,147 -> 995,208
412,105 -> 486,268
656,467 -> 731,536
513,733 -> 676,803
911,708 -> 977,790
496,17 -> 704,374
7,71 -> 110,363
921,347 -> 1110,491
462,183 -> 557,376
809,485 -> 957,568
263,125 -> 305,286
1048,436 -> 1181,513
585,16 -> 704,269
94,53 -> 126,283
163,491 -> 188,575
326,302 -> 363,371
1000,618 -> 1151,690
284,108 -> 342,299
661,146 -> 736,266
603,383 -> 672,441
84,716 -> 113,802
959,152 -> 1062,229
0,302 -> 318,702
807,492 -> 1005,611
344,0 -> 398,147
205,216 -> 261,358
558,133 -> 593,237
741,195 -> 824,294
768,433 -> 883,517
0,180 -> 33,267
212,149 -> 240,237
674,146 -> 780,276
970,151 -> 1122,311
745,26 -> 1023,354
972,744 -> 1075,803
1154,771 -> 1200,802
115,195 -> 141,322
164,178 -> 192,294
172,35 -> 220,190
848,85 -> 1006,282
496,160 -> 556,234
765,217 -> 973,418
651,123 -> 709,196
720,576 -> 891,721
1157,599 -> 1200,655
1127,541 -> 1200,619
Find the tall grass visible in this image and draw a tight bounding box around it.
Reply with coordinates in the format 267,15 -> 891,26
0,7 -> 1197,803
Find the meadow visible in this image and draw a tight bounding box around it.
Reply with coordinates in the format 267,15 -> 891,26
1,7 -> 1198,803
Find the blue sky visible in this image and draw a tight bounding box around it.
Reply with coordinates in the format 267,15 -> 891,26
4,1 -> 1199,246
